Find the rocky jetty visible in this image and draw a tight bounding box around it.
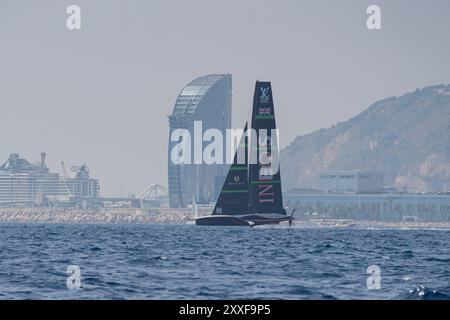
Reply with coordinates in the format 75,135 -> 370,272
0,207 -> 202,224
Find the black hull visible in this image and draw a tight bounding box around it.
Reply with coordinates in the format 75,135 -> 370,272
196,213 -> 293,226
196,215 -> 253,226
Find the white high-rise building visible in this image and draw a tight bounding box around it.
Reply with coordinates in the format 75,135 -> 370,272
168,74 -> 232,208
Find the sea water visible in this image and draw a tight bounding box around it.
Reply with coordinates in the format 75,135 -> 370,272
0,223 -> 448,299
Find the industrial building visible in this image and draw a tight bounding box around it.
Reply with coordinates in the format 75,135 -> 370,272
0,153 -> 99,207
62,163 -> 100,198
168,74 -> 232,207
319,171 -> 384,194
284,190 -> 450,222
284,171 -> 450,222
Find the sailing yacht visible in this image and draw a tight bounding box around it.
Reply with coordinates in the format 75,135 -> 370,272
196,81 -> 294,226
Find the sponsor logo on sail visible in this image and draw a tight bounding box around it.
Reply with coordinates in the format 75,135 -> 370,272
260,87 -> 270,103
258,184 -> 275,203
228,174 -> 246,186
258,107 -> 272,115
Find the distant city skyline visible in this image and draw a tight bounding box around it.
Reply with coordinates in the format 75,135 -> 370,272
1,0 -> 450,196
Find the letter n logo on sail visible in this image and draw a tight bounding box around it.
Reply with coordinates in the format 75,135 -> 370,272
258,184 -> 274,203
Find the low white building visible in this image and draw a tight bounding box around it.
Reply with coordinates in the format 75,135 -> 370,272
319,171 -> 384,194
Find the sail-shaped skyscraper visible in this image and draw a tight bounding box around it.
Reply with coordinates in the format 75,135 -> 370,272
168,74 -> 232,208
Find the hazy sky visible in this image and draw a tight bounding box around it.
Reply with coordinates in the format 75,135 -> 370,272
1,0 -> 449,196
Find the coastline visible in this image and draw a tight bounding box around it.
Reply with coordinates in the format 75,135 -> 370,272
291,218 -> 450,230
0,208 -> 194,224
0,208 -> 449,229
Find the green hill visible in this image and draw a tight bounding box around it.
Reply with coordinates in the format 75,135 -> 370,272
281,84 -> 450,192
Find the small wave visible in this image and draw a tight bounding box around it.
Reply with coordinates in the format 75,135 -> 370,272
152,255 -> 168,260
310,243 -> 334,253
401,276 -> 413,281
285,285 -> 337,300
400,250 -> 415,258
425,257 -> 450,263
285,285 -> 315,296
128,257 -> 152,264
395,286 -> 450,300
179,256 -> 195,261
